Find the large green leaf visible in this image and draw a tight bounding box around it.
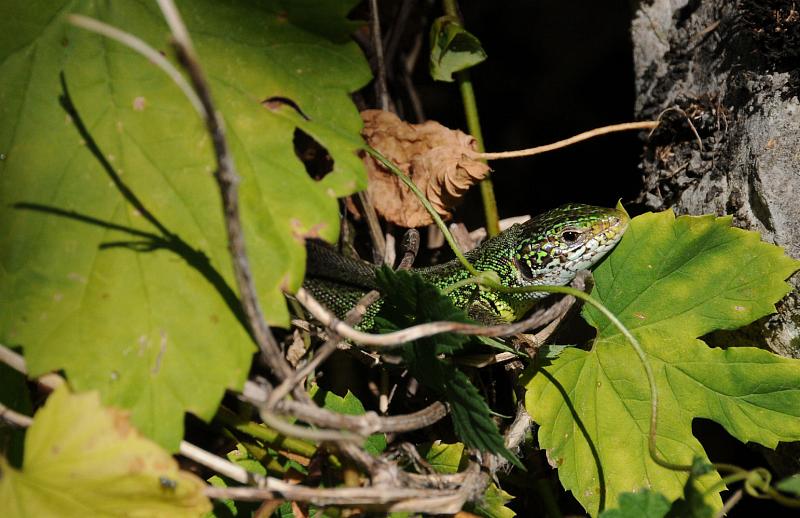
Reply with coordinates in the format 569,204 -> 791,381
0,0 -> 370,450
0,385 -> 210,517
524,210 -> 800,515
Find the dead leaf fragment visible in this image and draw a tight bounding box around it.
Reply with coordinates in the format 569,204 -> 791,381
359,110 -> 489,227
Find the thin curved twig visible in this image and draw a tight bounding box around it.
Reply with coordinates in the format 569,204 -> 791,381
271,399 -> 448,435
0,403 -> 33,428
294,286 -> 576,347
267,290 -> 382,407
155,0 -> 292,381
67,15 -> 204,116
472,121 -> 659,161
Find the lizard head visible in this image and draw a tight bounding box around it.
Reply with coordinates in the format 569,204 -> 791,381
511,203 -> 629,287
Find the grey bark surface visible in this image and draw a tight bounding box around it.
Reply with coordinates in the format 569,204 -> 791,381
631,0 -> 800,362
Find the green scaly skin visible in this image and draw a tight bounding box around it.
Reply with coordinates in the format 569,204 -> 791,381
303,204 -> 629,327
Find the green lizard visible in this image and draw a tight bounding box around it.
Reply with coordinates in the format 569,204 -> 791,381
303,204 -> 629,326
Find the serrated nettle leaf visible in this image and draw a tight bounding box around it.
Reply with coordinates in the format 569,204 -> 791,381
0,1 -> 370,450
429,15 -> 487,82
525,210 -> 800,516
375,267 -> 472,355
0,386 -> 210,517
375,269 -> 520,466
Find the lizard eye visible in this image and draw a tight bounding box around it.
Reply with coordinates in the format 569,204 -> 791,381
561,230 -> 581,243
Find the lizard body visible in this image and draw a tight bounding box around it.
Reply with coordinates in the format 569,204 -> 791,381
303,204 -> 628,326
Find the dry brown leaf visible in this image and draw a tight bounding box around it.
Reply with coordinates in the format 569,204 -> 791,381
359,110 -> 490,227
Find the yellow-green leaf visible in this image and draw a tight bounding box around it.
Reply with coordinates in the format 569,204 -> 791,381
0,386 -> 210,517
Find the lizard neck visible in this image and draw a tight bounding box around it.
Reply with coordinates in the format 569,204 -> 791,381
414,227 -> 547,323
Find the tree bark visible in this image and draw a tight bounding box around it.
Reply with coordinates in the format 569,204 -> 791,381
632,0 -> 800,361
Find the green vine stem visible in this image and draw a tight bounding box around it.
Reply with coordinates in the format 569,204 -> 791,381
215,407 -> 327,463
441,0 -> 500,237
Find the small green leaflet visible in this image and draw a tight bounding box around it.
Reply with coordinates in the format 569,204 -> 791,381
429,15 -> 488,82
473,483 -> 517,518
374,268 -> 521,468
418,441 -> 468,474
207,445 -> 268,518
312,386 -> 387,456
525,210 -> 800,516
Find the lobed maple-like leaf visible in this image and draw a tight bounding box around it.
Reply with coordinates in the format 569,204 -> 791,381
525,210 -> 800,515
0,0 -> 369,450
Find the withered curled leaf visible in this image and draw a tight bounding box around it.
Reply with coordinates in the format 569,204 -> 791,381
359,110 -> 490,227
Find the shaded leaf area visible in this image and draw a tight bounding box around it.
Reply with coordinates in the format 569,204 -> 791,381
599,490 -> 671,518
664,460 -> 716,518
0,386 -> 210,517
777,474 -> 800,496
374,268 -> 520,468
0,0 -> 370,450
525,210 -> 800,515
0,361 -> 32,468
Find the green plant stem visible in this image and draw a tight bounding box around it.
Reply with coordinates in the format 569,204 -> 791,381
220,428 -> 288,476
457,73 -> 499,237
441,0 -> 500,237
215,407 -> 323,462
